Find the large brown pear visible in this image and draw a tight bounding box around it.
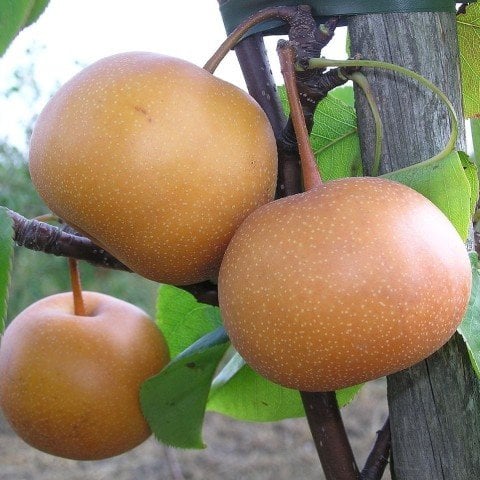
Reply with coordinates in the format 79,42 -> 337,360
29,52 -> 277,285
218,177 -> 472,392
0,291 -> 169,460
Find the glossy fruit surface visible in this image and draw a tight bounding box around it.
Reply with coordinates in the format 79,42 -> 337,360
218,177 -> 472,392
29,52 -> 277,285
0,291 -> 169,460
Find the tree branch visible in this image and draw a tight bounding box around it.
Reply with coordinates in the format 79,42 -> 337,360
7,208 -> 130,271
360,418 -> 391,480
6,208 -> 219,305
301,391 -> 360,480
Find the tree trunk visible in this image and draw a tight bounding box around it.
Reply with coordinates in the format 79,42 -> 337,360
348,13 -> 480,479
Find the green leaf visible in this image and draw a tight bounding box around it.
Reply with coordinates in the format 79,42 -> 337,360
457,253 -> 480,376
207,351 -> 362,422
279,85 -> 362,180
140,326 -> 230,449
22,0 -> 49,27
457,3 -> 480,118
472,118 -> 480,170
0,0 -> 49,57
382,152 -> 473,241
329,85 -> 355,107
458,151 -> 479,216
156,284 -> 222,358
0,207 -> 14,332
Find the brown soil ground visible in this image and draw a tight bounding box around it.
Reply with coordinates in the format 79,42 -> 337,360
0,379 -> 390,480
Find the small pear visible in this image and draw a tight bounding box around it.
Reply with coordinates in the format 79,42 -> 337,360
0,292 -> 169,460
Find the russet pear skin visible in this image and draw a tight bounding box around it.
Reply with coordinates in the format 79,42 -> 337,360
0,292 -> 169,460
219,177 -> 472,392
29,52 -> 277,285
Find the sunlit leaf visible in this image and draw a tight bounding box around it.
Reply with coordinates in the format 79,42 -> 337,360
0,207 -> 14,332
458,151 -> 479,216
156,284 -> 221,358
457,3 -> 480,118
279,85 -> 362,180
457,253 -> 480,376
140,327 -> 230,449
472,118 -> 480,169
330,85 -> 355,107
382,151 -> 474,240
207,351 -> 362,422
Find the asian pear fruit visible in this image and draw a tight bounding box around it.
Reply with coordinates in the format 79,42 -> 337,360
0,291 -> 169,459
29,52 -> 277,285
218,177 -> 472,392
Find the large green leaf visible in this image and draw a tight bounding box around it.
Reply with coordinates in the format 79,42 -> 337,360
140,327 -> 230,449
156,284 -> 222,358
457,3 -> 480,118
382,151 -> 476,241
0,0 -> 49,56
279,85 -> 362,180
457,253 -> 480,376
207,352 -> 361,422
0,208 -> 14,332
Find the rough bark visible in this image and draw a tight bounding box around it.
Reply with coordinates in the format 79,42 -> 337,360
348,12 -> 480,479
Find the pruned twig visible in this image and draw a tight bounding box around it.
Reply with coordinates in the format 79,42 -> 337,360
361,418 -> 391,480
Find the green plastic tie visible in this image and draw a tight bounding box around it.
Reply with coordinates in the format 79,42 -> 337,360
220,0 -> 474,36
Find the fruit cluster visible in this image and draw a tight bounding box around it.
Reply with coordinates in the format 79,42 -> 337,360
0,51 -> 472,460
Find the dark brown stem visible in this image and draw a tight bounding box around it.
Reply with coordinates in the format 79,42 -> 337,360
301,391 -> 360,480
204,5 -> 314,74
360,418 -> 391,480
7,208 -> 130,270
226,32 -> 303,198
277,40 -> 321,190
234,34 -> 286,138
7,208 -> 219,306
68,258 -> 86,316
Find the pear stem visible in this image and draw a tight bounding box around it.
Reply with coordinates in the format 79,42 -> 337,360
307,58 -> 458,167
68,258 -> 86,316
277,40 -> 322,190
346,71 -> 383,177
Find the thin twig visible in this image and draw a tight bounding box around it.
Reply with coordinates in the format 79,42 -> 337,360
6,208 -> 219,305
204,5 -> 312,73
163,445 -> 186,480
6,208 -> 130,270
360,418 -> 391,480
346,71 -> 383,177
